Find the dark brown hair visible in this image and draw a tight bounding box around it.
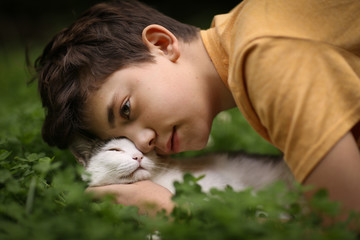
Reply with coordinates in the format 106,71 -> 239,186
34,0 -> 199,149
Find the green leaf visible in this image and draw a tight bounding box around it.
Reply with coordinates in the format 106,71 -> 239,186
33,157 -> 52,174
310,189 -> 341,217
0,169 -> 12,183
0,149 -> 11,161
5,179 -> 24,194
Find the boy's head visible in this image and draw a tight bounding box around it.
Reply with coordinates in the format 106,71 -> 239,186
35,0 -> 199,149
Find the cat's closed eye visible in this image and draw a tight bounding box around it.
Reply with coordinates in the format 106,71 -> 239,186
107,148 -> 124,152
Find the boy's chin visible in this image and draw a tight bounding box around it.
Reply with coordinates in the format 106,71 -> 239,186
186,137 -> 210,152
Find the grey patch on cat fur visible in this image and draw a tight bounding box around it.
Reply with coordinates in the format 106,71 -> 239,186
69,134 -> 107,167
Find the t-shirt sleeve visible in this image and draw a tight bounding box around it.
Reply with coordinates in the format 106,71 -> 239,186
238,38 -> 360,182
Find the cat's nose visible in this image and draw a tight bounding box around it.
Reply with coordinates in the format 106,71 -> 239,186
132,154 -> 143,163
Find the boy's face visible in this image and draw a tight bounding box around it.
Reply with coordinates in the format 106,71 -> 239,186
85,55 -> 215,154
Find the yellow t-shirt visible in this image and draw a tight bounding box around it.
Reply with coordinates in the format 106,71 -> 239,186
201,0 -> 360,182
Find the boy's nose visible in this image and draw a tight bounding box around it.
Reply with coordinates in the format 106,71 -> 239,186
133,128 -> 156,153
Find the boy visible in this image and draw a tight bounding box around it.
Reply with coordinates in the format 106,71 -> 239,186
35,0 -> 360,219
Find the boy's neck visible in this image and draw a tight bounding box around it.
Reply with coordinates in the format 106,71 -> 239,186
180,35 -> 236,116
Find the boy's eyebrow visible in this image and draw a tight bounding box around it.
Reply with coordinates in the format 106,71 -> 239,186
107,94 -> 117,129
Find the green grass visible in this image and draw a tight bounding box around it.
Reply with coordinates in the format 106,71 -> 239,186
0,44 -> 359,239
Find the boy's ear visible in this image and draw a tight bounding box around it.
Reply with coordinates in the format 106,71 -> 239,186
142,24 -> 180,62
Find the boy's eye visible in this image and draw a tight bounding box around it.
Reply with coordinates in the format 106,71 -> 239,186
120,99 -> 131,120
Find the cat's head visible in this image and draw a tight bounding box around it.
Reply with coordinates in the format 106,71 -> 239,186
84,138 -> 160,186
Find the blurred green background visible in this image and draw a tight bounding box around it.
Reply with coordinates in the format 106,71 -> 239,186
0,0 -> 280,157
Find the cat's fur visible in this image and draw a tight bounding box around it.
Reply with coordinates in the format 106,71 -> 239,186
70,136 -> 294,194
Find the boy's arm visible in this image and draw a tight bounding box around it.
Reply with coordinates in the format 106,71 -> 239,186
304,131 -> 360,224
86,180 -> 174,216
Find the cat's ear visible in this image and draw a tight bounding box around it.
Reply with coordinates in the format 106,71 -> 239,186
69,134 -> 100,167
70,147 -> 88,167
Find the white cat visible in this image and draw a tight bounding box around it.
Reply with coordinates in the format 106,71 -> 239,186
70,137 -> 294,194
